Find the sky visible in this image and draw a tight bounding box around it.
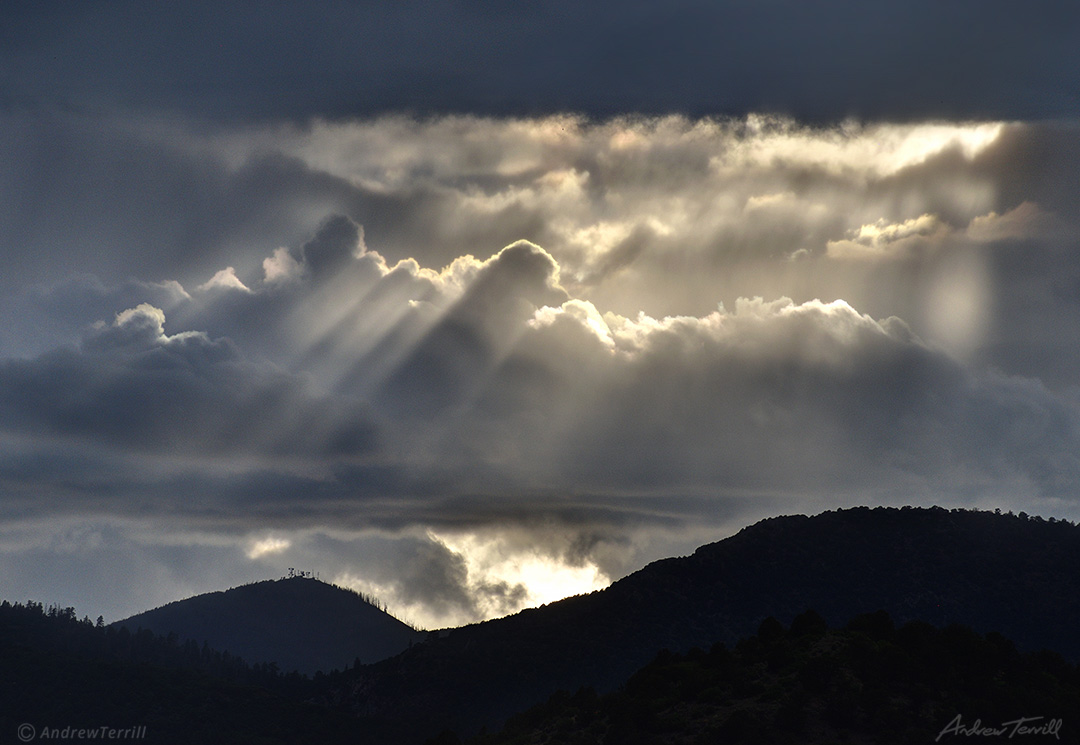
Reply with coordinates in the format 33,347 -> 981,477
1,1 -> 1079,630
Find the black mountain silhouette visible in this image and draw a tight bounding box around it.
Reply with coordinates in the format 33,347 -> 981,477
114,576 -> 424,675
0,598 -> 363,744
325,506 -> 1080,742
470,611 -> 1080,745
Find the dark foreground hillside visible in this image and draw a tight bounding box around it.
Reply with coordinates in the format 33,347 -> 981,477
6,507 -> 1079,744
469,611 -> 1080,745
0,599 -> 361,744
115,575 -> 425,675
5,594 -> 1078,745
327,507 -> 1080,742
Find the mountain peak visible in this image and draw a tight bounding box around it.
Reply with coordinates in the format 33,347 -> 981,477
114,576 -> 424,675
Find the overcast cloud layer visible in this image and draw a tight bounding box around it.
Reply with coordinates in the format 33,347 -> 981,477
2,4 -> 1080,629
4,1 -> 1079,122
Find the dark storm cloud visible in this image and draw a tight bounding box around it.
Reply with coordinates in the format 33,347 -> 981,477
7,211 -> 1080,625
0,112 -> 369,292
8,193 -> 1080,533
4,117 -> 1080,515
298,214 -> 366,279
3,67 -> 1080,625
2,1 -> 1077,122
0,274 -> 191,356
0,110 -> 556,297
0,303 -> 378,459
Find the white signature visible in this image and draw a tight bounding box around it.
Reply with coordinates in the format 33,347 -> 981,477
937,715 -> 1062,741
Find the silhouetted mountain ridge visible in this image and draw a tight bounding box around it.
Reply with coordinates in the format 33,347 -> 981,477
114,576 -> 425,676
0,598 -> 361,744
326,506 -> 1080,743
468,610 -> 1080,745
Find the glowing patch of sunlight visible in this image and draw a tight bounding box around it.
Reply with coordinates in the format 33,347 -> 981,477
744,191 -> 795,210
609,128 -> 645,151
198,266 -> 252,294
826,214 -> 946,260
262,247 -> 303,284
433,530 -> 611,611
457,169 -> 589,217
174,113 -> 1006,195
855,214 -> 941,244
245,536 -> 291,560
534,168 -> 590,201
504,115 -> 584,145
115,303 -> 166,331
531,300 -> 616,347
565,220 -> 635,272
718,117 -> 1005,177
512,554 -> 609,607
922,249 -> 991,360
503,113 -> 587,150
892,122 -> 1004,167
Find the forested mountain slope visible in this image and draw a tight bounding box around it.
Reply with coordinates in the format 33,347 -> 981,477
115,576 -> 424,675
327,507 -> 1080,742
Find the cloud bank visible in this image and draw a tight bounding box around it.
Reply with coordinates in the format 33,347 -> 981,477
3,1 -> 1077,122
3,113 -> 1080,627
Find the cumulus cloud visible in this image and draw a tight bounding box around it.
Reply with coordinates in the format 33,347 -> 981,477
827,203 -> 1059,261
0,303 -> 378,461
262,247 -> 302,284
298,214 -> 367,279
381,240 -> 567,416
198,267 -> 252,294
0,275 -> 193,357
966,201 -> 1056,243
6,113 -> 1080,350
826,214 -> 948,260
4,114 -> 1080,627
475,295 -> 1078,505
